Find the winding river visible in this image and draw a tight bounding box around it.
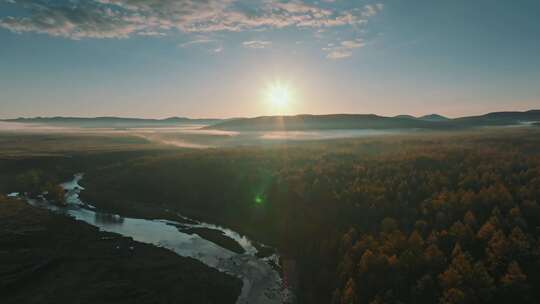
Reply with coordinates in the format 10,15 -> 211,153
21,174 -> 292,304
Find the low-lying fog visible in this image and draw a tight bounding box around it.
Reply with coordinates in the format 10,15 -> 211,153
0,121 -> 418,148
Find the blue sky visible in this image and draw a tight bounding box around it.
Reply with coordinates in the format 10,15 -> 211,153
1,0 -> 539,119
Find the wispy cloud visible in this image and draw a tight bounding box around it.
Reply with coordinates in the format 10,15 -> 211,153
178,39 -> 218,48
178,37 -> 223,54
137,31 -> 166,37
0,0 -> 383,39
362,3 -> 384,17
323,38 -> 365,59
242,40 -> 272,49
318,2 -> 384,60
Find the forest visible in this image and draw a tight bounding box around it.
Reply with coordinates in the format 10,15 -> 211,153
2,129 -> 540,303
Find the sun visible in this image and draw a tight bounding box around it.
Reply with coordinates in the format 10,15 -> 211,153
268,84 -> 290,107
265,82 -> 293,112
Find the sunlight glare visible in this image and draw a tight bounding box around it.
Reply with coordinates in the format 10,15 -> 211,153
265,82 -> 293,113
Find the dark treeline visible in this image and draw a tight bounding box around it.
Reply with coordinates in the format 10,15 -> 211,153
2,130 -> 540,303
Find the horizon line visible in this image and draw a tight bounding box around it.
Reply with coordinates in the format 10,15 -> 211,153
1,108 -> 539,121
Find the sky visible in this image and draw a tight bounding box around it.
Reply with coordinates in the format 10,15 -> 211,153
1,0 -> 539,119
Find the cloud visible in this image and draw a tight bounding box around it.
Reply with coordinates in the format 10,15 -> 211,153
362,4 -> 384,17
137,31 -> 165,37
0,1 -> 144,39
178,37 -> 223,53
326,50 -> 353,59
0,0 -> 384,40
242,40 -> 272,49
323,38 -> 365,59
178,38 -> 218,48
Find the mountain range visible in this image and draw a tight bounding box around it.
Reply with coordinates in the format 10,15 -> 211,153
205,110 -> 540,131
2,110 -> 539,131
1,116 -> 221,128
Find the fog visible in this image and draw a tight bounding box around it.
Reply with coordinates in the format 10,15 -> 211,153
0,121 -> 417,148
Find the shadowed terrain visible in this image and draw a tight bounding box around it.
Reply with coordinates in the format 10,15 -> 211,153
0,197 -> 242,304
2,127 -> 540,303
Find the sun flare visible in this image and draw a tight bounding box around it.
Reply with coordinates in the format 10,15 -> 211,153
265,82 -> 294,113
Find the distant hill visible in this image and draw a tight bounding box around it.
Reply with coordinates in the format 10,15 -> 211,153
418,114 -> 450,122
454,110 -> 540,126
394,115 -> 417,119
204,114 -> 453,131
2,116 -> 222,128
393,114 -> 450,122
5,110 -> 539,131
206,110 -> 540,131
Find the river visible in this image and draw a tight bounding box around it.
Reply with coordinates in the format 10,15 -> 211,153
20,174 -> 292,304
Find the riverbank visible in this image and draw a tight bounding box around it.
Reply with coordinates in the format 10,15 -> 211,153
18,173 -> 289,304
177,226 -> 246,254
0,196 -> 242,304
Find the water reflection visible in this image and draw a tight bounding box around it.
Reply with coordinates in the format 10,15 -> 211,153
25,174 -> 290,304
94,212 -> 124,225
